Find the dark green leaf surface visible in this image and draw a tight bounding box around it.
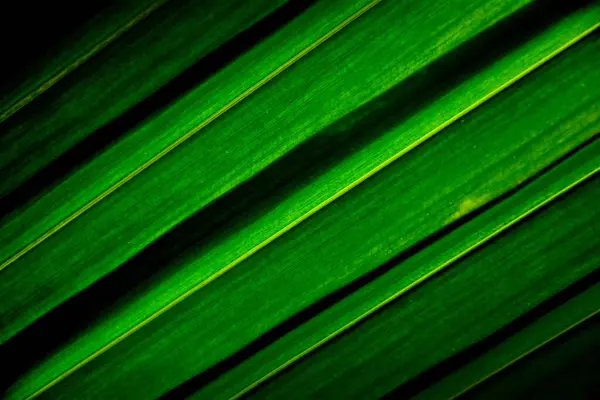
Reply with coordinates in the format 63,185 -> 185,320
0,0 -> 161,120
418,274 -> 600,399
462,312 -> 600,399
0,0 -> 599,399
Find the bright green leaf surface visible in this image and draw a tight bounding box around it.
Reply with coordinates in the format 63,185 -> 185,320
195,133 -> 600,399
0,0 -> 532,344
250,176 -> 600,399
1,1 -> 599,399
11,31 -> 599,399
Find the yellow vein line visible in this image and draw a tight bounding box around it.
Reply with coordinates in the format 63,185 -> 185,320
230,168 -> 599,399
21,2 -> 384,398
25,15 -> 595,400
24,14 -> 598,400
0,0 -> 168,123
451,307 -> 600,399
1,0 -> 384,274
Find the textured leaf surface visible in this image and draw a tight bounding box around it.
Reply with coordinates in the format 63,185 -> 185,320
0,0 -> 599,399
